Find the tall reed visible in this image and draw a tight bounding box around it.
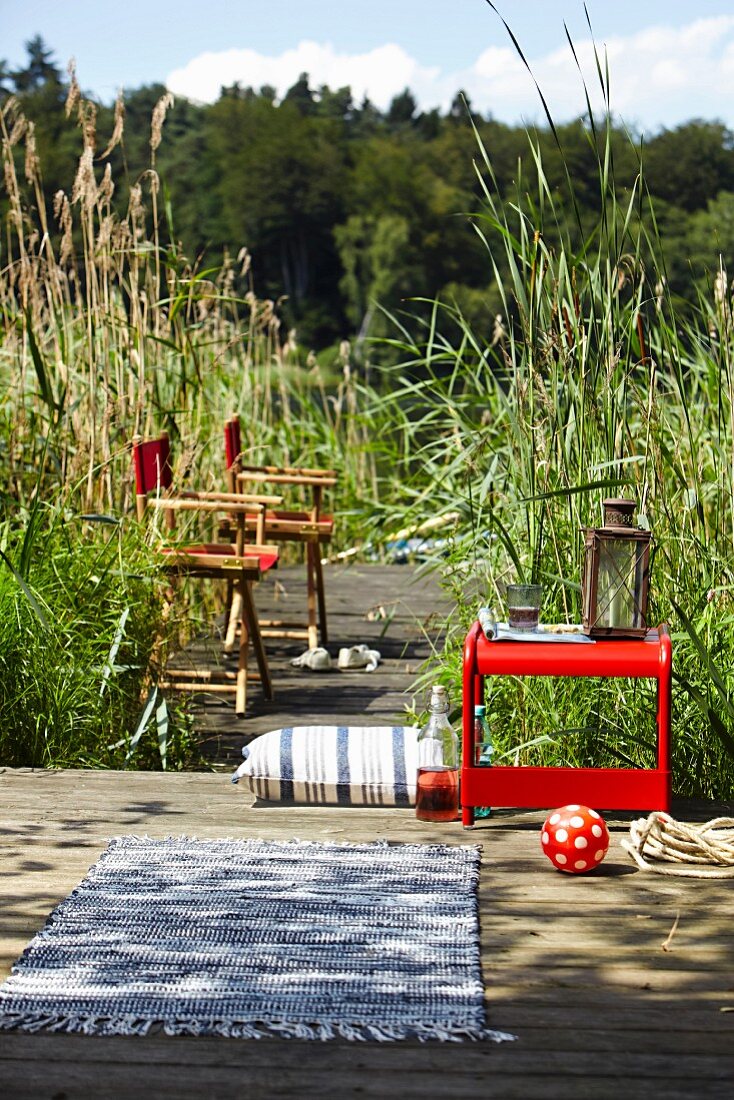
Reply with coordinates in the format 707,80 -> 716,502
368,37 -> 734,799
0,82 -> 382,769
0,89 -> 378,525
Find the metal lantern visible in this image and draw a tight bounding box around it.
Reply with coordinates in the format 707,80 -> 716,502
582,499 -> 651,638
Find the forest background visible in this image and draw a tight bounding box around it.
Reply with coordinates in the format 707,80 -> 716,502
4,36 -> 734,353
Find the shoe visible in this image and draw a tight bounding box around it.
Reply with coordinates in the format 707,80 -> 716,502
337,644 -> 381,672
290,647 -> 332,671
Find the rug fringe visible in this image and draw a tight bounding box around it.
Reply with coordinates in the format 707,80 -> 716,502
106,834 -> 484,857
0,1011 -> 155,1036
0,1011 -> 515,1043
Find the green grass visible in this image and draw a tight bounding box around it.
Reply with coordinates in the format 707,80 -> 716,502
0,500 -> 200,768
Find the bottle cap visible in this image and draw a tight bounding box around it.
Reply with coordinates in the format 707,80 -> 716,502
428,684 -> 449,710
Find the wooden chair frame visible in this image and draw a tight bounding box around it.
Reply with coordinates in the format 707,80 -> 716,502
223,416 -> 336,649
132,433 -> 281,717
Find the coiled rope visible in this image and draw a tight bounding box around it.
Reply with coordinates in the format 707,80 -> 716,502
621,812 -> 734,877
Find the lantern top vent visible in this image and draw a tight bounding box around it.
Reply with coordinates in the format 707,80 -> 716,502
602,498 -> 637,529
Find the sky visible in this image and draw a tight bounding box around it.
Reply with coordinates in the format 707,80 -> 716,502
4,0 -> 734,132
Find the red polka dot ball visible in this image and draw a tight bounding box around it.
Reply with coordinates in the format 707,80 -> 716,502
540,804 -> 609,873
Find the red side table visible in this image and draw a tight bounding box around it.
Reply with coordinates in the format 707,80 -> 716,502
461,622 -> 672,827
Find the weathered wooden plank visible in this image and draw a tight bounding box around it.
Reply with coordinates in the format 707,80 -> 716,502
0,761 -> 732,1096
185,563 -> 449,752
1,1021 -> 731,1063
0,1050 -> 732,1100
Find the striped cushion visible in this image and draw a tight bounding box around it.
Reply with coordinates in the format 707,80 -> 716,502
232,725 -> 420,806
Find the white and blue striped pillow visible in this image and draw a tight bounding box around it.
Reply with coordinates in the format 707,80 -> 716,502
232,725 -> 420,805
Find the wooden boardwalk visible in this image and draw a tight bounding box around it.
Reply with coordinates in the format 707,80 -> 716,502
0,564 -> 732,1096
0,769 -> 732,1098
187,562 -> 450,765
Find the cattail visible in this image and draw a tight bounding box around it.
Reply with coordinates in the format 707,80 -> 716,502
491,313 -> 506,345
222,264 -> 235,298
712,263 -> 730,334
2,141 -> 22,228
99,90 -> 125,158
65,59 -> 81,119
71,146 -> 97,210
194,279 -> 216,324
97,162 -> 114,205
96,214 -> 114,259
654,278 -> 665,312
150,92 -> 174,154
260,299 -> 274,327
54,190 -> 74,265
111,219 -> 132,256
146,167 -> 160,197
714,267 -> 727,308
80,100 -> 97,152
127,181 -> 145,239
237,246 -> 251,277
8,113 -> 27,147
2,95 -> 21,125
128,181 -> 143,216
24,121 -> 40,184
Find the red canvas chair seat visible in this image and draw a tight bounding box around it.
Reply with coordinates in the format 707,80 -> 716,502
161,544 -> 279,572
244,510 -> 334,541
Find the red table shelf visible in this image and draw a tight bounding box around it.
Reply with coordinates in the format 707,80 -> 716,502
461,622 -> 672,827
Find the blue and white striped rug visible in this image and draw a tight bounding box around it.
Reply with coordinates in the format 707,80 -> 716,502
0,836 -> 514,1042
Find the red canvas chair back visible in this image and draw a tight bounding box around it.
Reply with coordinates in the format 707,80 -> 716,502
222,413 -> 335,648
224,417 -> 242,473
133,434 -> 173,496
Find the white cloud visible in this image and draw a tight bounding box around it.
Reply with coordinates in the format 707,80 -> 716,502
166,40 -> 440,111
166,17 -> 734,131
468,17 -> 734,129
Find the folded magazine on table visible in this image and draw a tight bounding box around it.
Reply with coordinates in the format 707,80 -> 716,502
490,623 -> 595,643
477,609 -> 595,643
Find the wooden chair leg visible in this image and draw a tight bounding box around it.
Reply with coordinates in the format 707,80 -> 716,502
305,541 -> 319,650
241,579 -> 273,701
224,584 -> 242,654
235,578 -> 249,717
313,547 -> 328,644
222,579 -> 233,646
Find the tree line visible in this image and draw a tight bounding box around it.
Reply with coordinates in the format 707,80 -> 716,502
4,35 -> 734,352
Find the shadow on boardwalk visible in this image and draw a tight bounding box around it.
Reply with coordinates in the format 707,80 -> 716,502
183,562 -> 450,765
1,564 -> 733,1098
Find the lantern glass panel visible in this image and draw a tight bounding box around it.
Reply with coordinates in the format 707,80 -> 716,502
596,537 -> 646,629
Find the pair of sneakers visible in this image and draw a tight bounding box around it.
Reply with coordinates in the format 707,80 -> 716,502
290,644 -> 381,672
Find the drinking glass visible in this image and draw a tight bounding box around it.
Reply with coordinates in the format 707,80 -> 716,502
506,584 -> 543,632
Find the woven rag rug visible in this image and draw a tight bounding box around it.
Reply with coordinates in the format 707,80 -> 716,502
0,836 -> 514,1043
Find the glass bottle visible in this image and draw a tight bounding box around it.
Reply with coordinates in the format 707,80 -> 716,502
473,703 -> 493,820
415,684 -> 459,822
474,704 -> 494,766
